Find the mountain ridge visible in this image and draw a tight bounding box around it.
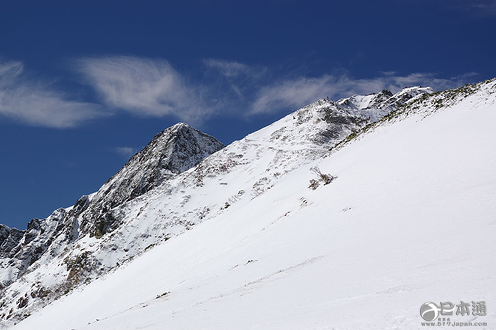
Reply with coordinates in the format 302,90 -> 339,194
0,84 -> 441,325
6,77 -> 495,329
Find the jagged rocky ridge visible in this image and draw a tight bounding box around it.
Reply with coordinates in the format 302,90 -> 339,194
0,86 -> 432,325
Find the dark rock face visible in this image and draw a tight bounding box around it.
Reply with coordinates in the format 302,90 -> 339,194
0,224 -> 10,242
0,225 -> 24,258
0,209 -> 69,290
368,89 -> 394,108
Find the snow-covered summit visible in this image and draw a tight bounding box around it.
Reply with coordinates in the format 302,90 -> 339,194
336,86 -> 434,121
77,122 -> 225,237
100,122 -> 224,202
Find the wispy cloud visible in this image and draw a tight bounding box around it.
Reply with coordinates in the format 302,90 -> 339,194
0,60 -> 101,128
0,56 -> 480,127
425,0 -> 496,17
0,61 -> 23,77
115,146 -> 139,159
251,75 -> 335,114
471,0 -> 496,16
200,59 -> 477,115
379,72 -> 478,92
249,72 -> 475,115
203,59 -> 256,78
76,56 -> 212,123
201,58 -> 268,103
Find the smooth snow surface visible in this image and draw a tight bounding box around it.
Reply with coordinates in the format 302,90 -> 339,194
11,82 -> 496,329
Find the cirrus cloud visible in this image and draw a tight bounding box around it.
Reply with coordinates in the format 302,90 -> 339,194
76,56 -> 212,123
0,60 -> 101,128
203,59 -> 256,78
249,71 -> 477,115
115,146 -> 140,159
0,56 -> 481,127
251,75 -> 335,114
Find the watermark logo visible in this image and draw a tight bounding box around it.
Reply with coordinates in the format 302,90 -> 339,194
420,301 -> 487,321
420,302 -> 440,321
420,301 -> 488,327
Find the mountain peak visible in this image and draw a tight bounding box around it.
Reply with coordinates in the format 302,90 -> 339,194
170,122 -> 191,129
0,123 -> 225,295
78,123 -> 225,237
143,123 -> 224,174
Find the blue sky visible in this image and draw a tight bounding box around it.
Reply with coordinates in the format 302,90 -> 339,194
1,0 -> 495,229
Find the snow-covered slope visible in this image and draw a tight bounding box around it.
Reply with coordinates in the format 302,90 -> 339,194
9,78 -> 496,330
0,85 -> 429,326
4,80 -> 494,329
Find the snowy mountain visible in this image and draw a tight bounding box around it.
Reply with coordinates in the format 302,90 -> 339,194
2,80 -> 495,329
0,124 -> 224,320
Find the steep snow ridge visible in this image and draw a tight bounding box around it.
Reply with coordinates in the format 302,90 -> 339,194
0,86 -> 432,325
10,79 -> 496,329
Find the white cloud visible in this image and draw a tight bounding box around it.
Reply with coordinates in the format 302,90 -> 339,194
0,56 -> 478,128
203,59 -> 255,78
77,56 -> 211,123
74,56 -> 479,120
0,61 -> 23,77
0,60 -> 101,128
377,72 -> 478,92
427,0 -> 496,17
202,58 -> 268,102
251,75 -> 335,114
473,0 -> 496,14
115,146 -> 139,159
456,0 -> 496,16
249,72 -> 475,115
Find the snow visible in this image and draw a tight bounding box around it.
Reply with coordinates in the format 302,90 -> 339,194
338,93 -> 376,109
8,80 -> 496,329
